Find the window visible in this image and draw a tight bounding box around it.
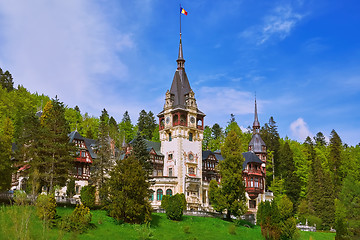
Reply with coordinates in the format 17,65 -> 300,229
78,167 -> 83,176
168,154 -> 173,160
250,177 -> 254,187
75,186 -> 80,195
255,178 -> 259,188
157,189 -> 163,201
189,132 -> 193,141
149,191 -> 154,201
249,200 -> 256,209
81,151 -> 86,157
169,133 -> 172,141
166,189 -> 172,196
189,167 -> 195,175
169,168 -> 173,177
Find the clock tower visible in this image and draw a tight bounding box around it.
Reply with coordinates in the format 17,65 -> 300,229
157,35 -> 205,209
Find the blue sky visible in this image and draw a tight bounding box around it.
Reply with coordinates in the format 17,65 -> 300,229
0,0 -> 359,146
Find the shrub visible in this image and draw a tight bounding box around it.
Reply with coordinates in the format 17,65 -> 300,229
13,190 -> 28,205
80,185 -> 96,209
60,204 -> 92,233
161,193 -> 187,221
35,194 -> 57,221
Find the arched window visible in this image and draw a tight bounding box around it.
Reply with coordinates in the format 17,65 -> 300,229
157,189 -> 163,201
169,133 -> 172,141
189,167 -> 195,175
149,191 -> 154,201
166,189 -> 172,196
189,132 -> 193,141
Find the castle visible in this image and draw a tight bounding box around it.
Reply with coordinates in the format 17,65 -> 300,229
11,32 -> 272,214
148,34 -> 272,213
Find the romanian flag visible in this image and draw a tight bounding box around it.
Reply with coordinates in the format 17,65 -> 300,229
180,7 -> 188,15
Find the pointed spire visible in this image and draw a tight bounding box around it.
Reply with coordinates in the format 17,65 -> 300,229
253,96 -> 260,133
177,35 -> 185,69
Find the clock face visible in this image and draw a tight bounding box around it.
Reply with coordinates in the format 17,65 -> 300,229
166,117 -> 170,124
189,153 -> 194,161
190,116 -> 195,123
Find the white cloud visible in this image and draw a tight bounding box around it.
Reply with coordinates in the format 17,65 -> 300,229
240,5 -> 304,45
290,118 -> 312,142
0,1 -> 142,118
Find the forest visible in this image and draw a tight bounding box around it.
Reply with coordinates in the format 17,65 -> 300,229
0,67 -> 359,238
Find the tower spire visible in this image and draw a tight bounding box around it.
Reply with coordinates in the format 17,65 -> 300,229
253,96 -> 260,133
177,29 -> 185,69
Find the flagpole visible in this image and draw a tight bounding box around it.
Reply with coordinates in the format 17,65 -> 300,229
180,4 -> 182,39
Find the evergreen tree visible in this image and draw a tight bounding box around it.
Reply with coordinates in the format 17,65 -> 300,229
202,126 -> 212,150
314,132 -> 327,147
260,117 -> 280,180
280,142 -> 301,207
39,98 -> 76,193
137,110 -> 157,140
329,129 -> 343,193
307,151 -> 335,228
106,155 -> 152,224
0,118 -> 14,191
0,68 -> 14,91
109,116 -> 120,147
16,112 -> 43,195
211,123 -> 223,139
119,111 -> 136,144
81,113 -> 99,139
93,108 -> 112,203
209,130 -> 247,219
131,132 -> 152,176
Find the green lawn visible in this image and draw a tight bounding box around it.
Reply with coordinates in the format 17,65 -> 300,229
0,206 -> 335,240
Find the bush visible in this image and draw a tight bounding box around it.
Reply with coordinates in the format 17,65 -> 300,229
35,194 -> 57,221
80,185 -> 96,209
13,190 -> 28,205
161,193 -> 187,221
60,204 -> 92,233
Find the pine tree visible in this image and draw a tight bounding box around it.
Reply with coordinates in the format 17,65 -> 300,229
211,123 -> 223,139
314,132 -> 327,147
137,110 -> 157,140
260,117 -> 280,180
209,130 -> 247,219
119,111 -> 136,144
106,155 -> 152,223
16,112 -> 43,194
0,118 -> 14,191
329,129 -> 343,194
93,108 -> 112,203
307,152 -> 335,228
0,68 -> 14,91
40,98 -> 76,193
131,132 -> 152,176
280,142 -> 301,207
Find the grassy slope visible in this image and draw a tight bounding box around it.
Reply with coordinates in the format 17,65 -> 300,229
0,206 -> 335,240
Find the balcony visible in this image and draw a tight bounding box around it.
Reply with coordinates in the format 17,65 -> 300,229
246,187 -> 263,199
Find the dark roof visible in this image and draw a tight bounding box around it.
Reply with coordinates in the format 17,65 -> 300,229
253,99 -> 260,128
170,69 -> 191,108
145,140 -> 163,156
84,138 -> 97,159
202,150 -> 213,160
248,133 -> 266,153
242,151 -> 263,170
68,131 -> 84,143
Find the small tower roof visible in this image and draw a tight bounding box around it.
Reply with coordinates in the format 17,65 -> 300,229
253,98 -> 260,128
